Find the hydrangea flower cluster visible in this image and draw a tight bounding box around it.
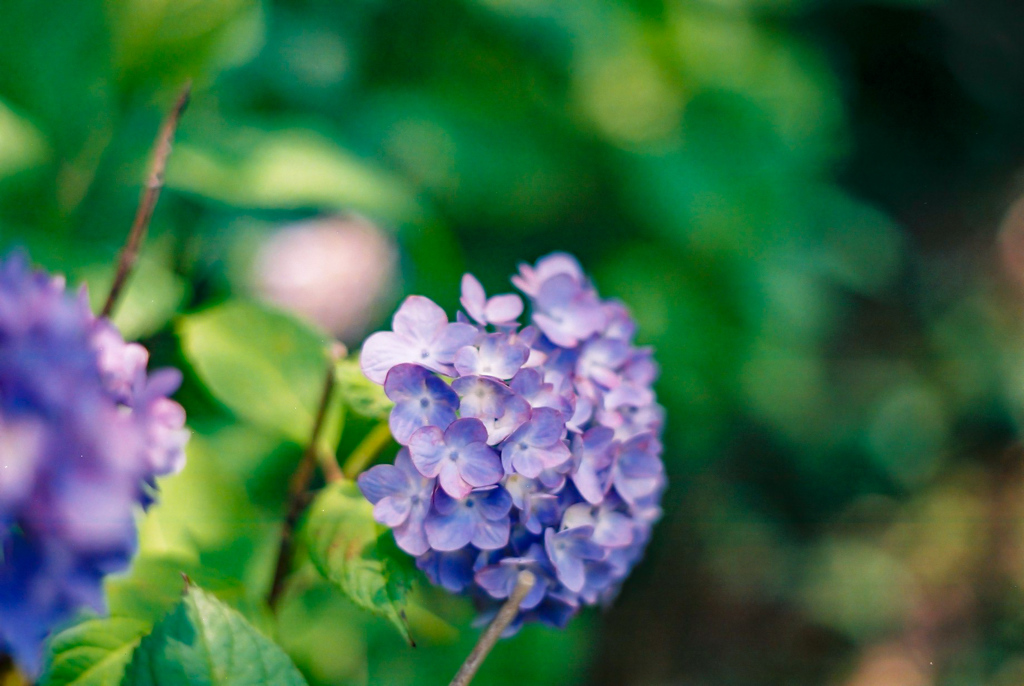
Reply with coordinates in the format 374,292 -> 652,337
358,253 -> 665,631
0,253 -> 188,672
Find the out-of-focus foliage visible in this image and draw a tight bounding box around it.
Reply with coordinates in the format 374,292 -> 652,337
6,0 -> 1024,683
333,357 -> 393,421
41,617 -> 148,686
177,301 -> 341,444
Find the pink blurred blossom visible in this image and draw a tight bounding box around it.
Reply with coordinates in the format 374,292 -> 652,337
252,215 -> 399,341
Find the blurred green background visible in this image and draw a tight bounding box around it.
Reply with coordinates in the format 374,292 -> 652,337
6,0 -> 1024,683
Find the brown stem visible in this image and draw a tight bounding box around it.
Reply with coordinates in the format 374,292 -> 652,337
449,571 -> 536,686
317,445 -> 344,484
267,351 -> 342,609
100,81 -> 191,319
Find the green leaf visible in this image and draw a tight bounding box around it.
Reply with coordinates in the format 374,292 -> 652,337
177,301 -> 342,446
105,552 -> 271,633
105,553 -> 202,626
167,132 -> 421,224
40,617 -> 149,686
303,480 -> 413,644
334,357 -> 392,420
108,0 -> 265,89
0,97 -> 48,179
120,585 -> 308,686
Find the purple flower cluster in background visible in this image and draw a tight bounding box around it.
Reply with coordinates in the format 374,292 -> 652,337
0,253 -> 188,672
359,253 -> 665,631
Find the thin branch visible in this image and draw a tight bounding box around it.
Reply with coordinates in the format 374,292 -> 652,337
449,571 -> 536,686
100,81 -> 191,319
317,445 -> 344,484
342,421 -> 394,478
267,348 -> 343,609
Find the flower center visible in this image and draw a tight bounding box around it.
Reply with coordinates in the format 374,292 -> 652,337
420,398 -> 430,408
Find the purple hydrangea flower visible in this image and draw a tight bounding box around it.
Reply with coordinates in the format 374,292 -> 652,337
416,548 -> 479,593
425,487 -> 513,551
569,426 -> 615,505
575,338 -> 631,401
452,375 -> 530,446
601,301 -> 637,341
509,253 -> 585,296
453,333 -> 529,380
597,396 -> 665,441
513,254 -> 606,348
384,363 -> 459,444
361,296 -> 477,383
501,408 -> 572,479
520,588 -> 579,630
504,474 -> 561,534
0,252 -> 188,673
544,526 -> 606,593
356,253 -> 665,634
357,449 -> 433,555
474,543 -> 550,609
560,502 -> 634,548
460,274 -> 523,327
408,419 -> 503,499
509,367 -> 573,417
611,433 -> 666,505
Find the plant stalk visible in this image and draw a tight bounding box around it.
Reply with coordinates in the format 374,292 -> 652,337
448,571 -> 536,686
342,421 -> 394,478
317,445 -> 344,484
267,351 -> 341,609
100,81 -> 191,319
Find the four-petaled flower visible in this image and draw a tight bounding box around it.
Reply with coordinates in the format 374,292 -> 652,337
501,407 -> 572,478
384,363 -> 459,444
361,296 -> 476,383
505,473 -> 561,534
454,333 -> 529,380
544,526 -> 606,593
561,501 -> 634,548
509,367 -> 573,417
425,487 -> 513,551
409,418 -> 503,498
475,543 -> 550,609
452,374 -> 530,445
357,449 -> 435,555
